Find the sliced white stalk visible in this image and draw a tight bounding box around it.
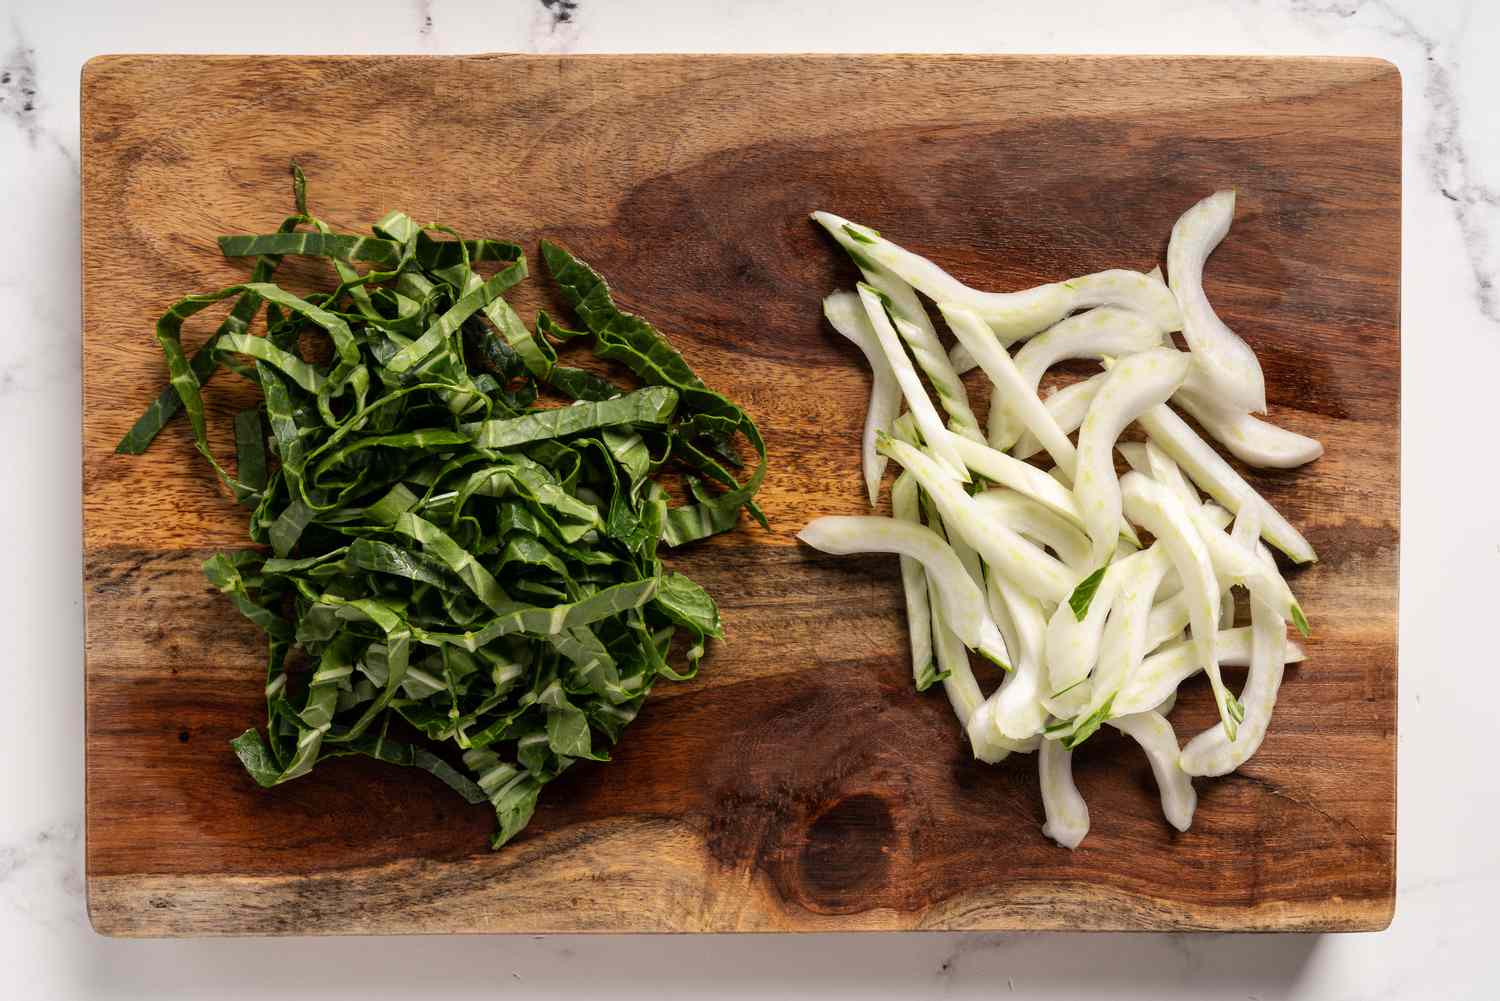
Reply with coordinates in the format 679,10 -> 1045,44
1119,471 -> 1237,739
1181,546 -> 1290,775
921,501 -> 1013,671
1068,551 -> 1172,736
1039,736 -> 1090,849
1191,499 -> 1307,632
1116,628 -> 1307,716
990,307 -> 1163,449
1106,712 -> 1197,831
928,576 -> 985,727
1135,402 -> 1316,563
1013,374 -> 1107,460
1076,348 -> 1192,567
1166,190 -> 1267,413
939,302 -> 1078,476
1145,505 -> 1237,654
813,212 -> 985,442
1173,388 -> 1324,468
947,433 -> 1102,539
823,291 -> 900,505
1042,681 -> 1093,720
949,340 -> 977,376
890,472 -> 936,690
966,698 -> 1044,763
879,435 -> 1075,604
855,283 -> 970,482
1045,545 -> 1170,694
971,489 -> 1092,572
797,516 -> 993,651
841,219 -> 1180,343
1144,441 -> 1202,513
985,572 -> 1049,740
1152,691 -> 1178,717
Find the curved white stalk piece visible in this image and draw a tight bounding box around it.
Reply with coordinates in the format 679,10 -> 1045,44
939,302 -> 1078,476
855,283 -> 970,482
1068,552 -> 1172,737
990,308 -> 1163,449
843,221 -> 1180,343
823,291 -> 899,505
1116,628 -> 1306,716
891,473 -> 936,690
1041,681 -> 1093,721
972,489 -> 1092,572
949,340 -> 977,376
1012,374 -> 1107,460
1076,349 -> 1192,567
813,212 -> 985,442
1191,499 -> 1307,632
1119,472 -> 1237,738
1174,388 -> 1323,469
798,516 -> 995,652
1107,712 -> 1197,831
1040,736 -> 1090,849
1166,190 -> 1267,413
1135,402 -> 1316,563
1180,546 -> 1291,776
947,433 -> 1118,541
929,576 -> 985,727
879,435 -> 1075,604
1144,441 -> 1202,513
920,499 -> 1012,670
1045,545 -> 1170,694
966,698 -> 1044,763
1152,691 -> 1178,717
985,571 -> 1049,740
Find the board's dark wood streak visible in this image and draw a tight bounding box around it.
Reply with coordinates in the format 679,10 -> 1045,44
81,54 -> 1399,935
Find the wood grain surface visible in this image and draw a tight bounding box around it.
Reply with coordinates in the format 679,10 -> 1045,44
81,54 -> 1400,936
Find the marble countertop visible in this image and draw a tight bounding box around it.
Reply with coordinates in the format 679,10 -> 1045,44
3,0 -> 1494,997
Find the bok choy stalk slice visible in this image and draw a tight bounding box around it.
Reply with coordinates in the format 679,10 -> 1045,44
939,302 -> 1078,474
891,472 -> 941,691
1114,627 -> 1307,716
823,291 -> 899,504
1172,387 -> 1324,468
1166,189 -> 1267,414
877,434 -> 1074,604
971,489 -> 1092,573
985,571 -> 1050,741
855,284 -> 970,481
1074,348 -> 1192,572
812,212 -> 984,442
1011,373 -> 1107,461
1106,712 -> 1197,831
827,215 -> 1181,342
123,167 -> 766,849
1039,734 -> 1090,849
989,307 -> 1163,450
1119,472 -> 1238,739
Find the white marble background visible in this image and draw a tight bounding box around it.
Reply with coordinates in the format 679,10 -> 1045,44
2,1 -> 1494,998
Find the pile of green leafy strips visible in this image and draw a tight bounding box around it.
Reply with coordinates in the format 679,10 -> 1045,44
119,166 -> 766,847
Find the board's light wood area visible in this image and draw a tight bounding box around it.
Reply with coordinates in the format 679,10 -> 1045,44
81,54 -> 1399,936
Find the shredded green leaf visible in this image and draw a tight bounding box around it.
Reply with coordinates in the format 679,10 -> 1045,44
1067,565 -> 1108,621
123,165 -> 766,848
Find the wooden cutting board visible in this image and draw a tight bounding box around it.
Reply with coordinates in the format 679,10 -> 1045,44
81,54 -> 1400,936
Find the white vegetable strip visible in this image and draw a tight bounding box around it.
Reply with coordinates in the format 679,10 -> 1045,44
990,307 -> 1163,449
879,435 -> 1075,604
966,699 -> 1043,763
1068,552 -> 1172,736
1107,712 -> 1197,831
797,516 -> 993,650
928,575 -> 986,727
1180,544 -> 1289,775
947,433 -> 1101,537
1044,545 -> 1169,694
1191,502 -> 1307,631
1173,389 -> 1324,468
844,220 -> 1180,342
1117,628 -> 1306,716
1166,190 -> 1267,413
813,212 -> 985,442
1075,348 -> 1192,567
1039,736 -> 1090,849
986,572 -> 1049,740
939,302 -> 1078,474
1144,441 -> 1202,514
918,492 -> 1012,670
971,489 -> 1092,572
823,291 -> 899,505
1119,472 -> 1237,738
1012,374 -> 1106,460
890,472 -> 936,690
855,284 -> 970,482
1135,402 -> 1316,563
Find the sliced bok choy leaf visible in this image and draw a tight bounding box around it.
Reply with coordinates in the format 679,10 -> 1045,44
1039,735 -> 1090,849
971,489 -> 1092,573
1107,712 -> 1197,831
985,572 -> 1050,740
823,291 -> 899,505
1166,190 -> 1267,413
1173,389 -> 1324,468
1011,373 -> 1107,460
1115,627 -> 1306,717
891,472 -> 939,691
